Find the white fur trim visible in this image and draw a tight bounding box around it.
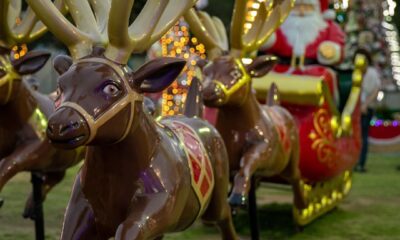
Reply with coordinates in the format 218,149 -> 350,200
323,9 -> 336,20
317,41 -> 341,65
260,33 -> 277,51
369,135 -> 400,145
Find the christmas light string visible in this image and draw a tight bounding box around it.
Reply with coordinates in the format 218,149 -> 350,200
159,20 -> 206,116
370,119 -> 400,127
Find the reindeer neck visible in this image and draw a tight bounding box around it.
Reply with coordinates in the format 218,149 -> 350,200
82,107 -> 160,196
0,81 -> 37,128
217,91 -> 262,128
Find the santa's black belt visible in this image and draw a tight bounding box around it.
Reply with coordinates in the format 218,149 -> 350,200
278,57 -> 319,66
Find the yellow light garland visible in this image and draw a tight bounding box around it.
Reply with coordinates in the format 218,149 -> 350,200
11,44 -> 28,60
159,19 -> 206,116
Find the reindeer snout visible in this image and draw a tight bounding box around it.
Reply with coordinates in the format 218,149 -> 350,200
47,108 -> 90,149
202,81 -> 225,106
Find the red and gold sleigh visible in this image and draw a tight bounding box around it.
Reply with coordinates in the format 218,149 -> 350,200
252,55 -> 366,225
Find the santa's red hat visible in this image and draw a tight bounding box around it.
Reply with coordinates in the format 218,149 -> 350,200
319,0 -> 329,12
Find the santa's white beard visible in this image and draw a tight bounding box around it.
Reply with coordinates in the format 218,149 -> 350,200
280,12 -> 328,56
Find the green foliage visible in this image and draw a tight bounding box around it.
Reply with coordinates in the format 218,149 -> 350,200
394,0 -> 400,31
204,0 -> 235,30
0,153 -> 399,239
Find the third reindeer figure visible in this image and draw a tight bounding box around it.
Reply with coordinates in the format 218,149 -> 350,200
0,0 -> 84,219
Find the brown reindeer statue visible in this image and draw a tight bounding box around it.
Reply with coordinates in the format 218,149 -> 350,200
0,0 -> 84,219
28,0 -> 239,239
184,0 -> 307,210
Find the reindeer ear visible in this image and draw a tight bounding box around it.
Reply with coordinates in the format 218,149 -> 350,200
53,55 -> 73,75
11,50 -> 51,75
130,57 -> 186,93
245,55 -> 278,78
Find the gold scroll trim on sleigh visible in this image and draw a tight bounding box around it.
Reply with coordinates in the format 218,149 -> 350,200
309,109 -> 337,168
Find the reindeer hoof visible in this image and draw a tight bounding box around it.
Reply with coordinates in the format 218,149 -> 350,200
229,193 -> 247,208
22,207 -> 36,220
22,199 -> 36,220
0,198 -> 3,208
22,197 -> 36,220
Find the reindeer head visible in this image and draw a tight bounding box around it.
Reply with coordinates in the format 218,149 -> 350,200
201,54 -> 278,107
185,0 -> 294,107
0,46 -> 50,104
0,0 -> 58,104
48,51 -> 185,148
27,0 -> 194,149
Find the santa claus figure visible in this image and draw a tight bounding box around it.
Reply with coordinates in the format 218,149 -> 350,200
263,0 -> 345,100
264,0 -> 345,67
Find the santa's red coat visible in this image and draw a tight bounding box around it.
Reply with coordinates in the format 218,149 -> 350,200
267,20 -> 345,61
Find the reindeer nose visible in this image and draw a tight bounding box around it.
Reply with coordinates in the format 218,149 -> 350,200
203,81 -> 224,102
47,108 -> 90,148
47,120 -> 81,136
202,82 -> 217,99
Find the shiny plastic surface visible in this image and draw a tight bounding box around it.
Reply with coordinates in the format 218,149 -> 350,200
253,60 -> 364,182
0,49 -> 83,218
46,55 -> 238,239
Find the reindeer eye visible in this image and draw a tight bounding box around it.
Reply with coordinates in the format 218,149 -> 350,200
54,87 -> 63,108
103,83 -> 121,96
56,87 -> 61,97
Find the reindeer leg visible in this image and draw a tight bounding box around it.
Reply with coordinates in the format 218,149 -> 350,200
0,140 -> 54,203
229,142 -> 268,207
280,136 -> 307,209
23,170 -> 66,219
61,171 -> 100,240
115,187 -> 188,240
202,139 -> 238,240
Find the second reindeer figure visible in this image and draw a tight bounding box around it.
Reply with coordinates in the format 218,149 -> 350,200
184,0 -> 307,211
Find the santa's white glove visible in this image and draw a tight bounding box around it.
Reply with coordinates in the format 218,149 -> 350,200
317,41 -> 342,65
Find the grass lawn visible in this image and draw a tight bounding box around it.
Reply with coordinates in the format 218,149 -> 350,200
0,152 -> 399,240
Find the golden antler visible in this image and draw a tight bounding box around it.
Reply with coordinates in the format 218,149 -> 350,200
28,0 -> 195,63
183,8 -> 228,60
105,0 -> 197,64
230,0 -> 295,57
277,0 -> 295,23
26,0 -> 110,59
0,0 -> 66,45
